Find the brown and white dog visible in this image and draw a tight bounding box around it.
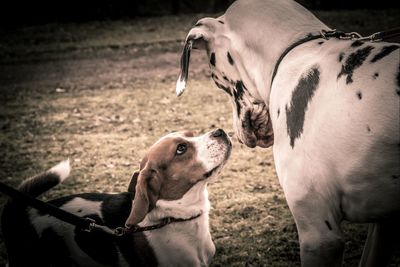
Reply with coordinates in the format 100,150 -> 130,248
1,129 -> 231,267
177,0 -> 400,266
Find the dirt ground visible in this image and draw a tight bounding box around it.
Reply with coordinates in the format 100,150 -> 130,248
0,9 -> 399,266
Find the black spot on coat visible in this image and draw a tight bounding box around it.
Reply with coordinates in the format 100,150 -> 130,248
227,52 -> 234,65
233,81 -> 246,115
215,82 -> 232,96
396,66 -> 400,95
241,110 -> 252,132
277,108 -> 280,118
338,52 -> 345,62
218,20 -> 224,24
373,72 -> 379,79
318,41 -> 324,45
210,52 -> 216,66
356,91 -> 362,99
370,45 -> 399,63
325,220 -> 333,231
337,46 -> 374,84
351,40 -> 364,47
286,66 -> 320,148
235,81 -> 245,100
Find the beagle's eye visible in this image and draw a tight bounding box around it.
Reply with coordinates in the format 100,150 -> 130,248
176,143 -> 187,155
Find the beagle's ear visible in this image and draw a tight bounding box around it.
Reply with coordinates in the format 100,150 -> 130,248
125,167 -> 161,227
127,171 -> 139,193
176,20 -> 215,97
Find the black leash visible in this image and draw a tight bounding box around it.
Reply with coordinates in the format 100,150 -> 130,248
358,27 -> 400,43
271,27 -> 400,86
0,181 -> 94,231
0,181 -> 201,237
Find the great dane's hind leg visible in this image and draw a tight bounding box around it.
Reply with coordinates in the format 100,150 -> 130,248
288,190 -> 345,267
359,218 -> 400,267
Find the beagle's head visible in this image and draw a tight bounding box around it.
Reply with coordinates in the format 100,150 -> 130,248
125,129 -> 231,227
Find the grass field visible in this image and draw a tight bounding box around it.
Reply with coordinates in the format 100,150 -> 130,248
0,9 -> 399,266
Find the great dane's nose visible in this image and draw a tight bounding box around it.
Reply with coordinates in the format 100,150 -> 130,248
212,128 -> 226,138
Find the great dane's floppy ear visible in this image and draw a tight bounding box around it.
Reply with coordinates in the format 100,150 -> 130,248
176,37 -> 200,97
127,171 -> 139,193
176,19 -> 215,96
125,166 -> 161,227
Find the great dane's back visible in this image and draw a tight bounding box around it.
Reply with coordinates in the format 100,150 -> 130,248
176,0 -> 400,265
272,37 -> 399,222
271,35 -> 400,267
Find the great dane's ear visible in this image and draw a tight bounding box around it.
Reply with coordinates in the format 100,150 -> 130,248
176,20 -> 215,96
125,166 -> 161,227
127,170 -> 139,193
176,36 -> 200,97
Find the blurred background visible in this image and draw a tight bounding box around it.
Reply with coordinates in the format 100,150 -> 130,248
0,0 -> 399,26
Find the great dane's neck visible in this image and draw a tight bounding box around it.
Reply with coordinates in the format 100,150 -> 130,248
178,0 -> 330,148
224,0 -> 329,104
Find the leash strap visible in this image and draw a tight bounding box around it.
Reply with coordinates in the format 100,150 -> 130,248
270,32 -> 329,85
359,27 -> 400,42
0,181 -> 202,237
271,28 -> 400,86
270,29 -> 346,85
0,181 -> 94,231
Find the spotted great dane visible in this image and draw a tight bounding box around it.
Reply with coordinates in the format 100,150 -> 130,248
176,0 -> 400,266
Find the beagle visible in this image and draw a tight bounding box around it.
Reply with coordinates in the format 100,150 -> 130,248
1,129 -> 232,267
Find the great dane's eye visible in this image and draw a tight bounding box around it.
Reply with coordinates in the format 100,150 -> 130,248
176,144 -> 187,155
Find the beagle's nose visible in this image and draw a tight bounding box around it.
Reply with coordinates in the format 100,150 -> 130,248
212,128 -> 226,138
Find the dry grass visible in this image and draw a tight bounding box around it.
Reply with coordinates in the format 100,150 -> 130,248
0,9 -> 399,266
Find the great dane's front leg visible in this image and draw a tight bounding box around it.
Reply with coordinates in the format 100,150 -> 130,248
284,184 -> 345,267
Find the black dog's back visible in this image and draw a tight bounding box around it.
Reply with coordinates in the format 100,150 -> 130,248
48,192 -> 133,228
42,192 -> 157,266
2,160 -> 71,266
5,191 -> 157,266
2,161 -> 157,267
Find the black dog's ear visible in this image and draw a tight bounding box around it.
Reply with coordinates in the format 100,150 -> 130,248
127,171 -> 139,193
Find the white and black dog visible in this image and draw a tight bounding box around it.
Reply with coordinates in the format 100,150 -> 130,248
1,129 -> 231,267
177,0 -> 400,266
